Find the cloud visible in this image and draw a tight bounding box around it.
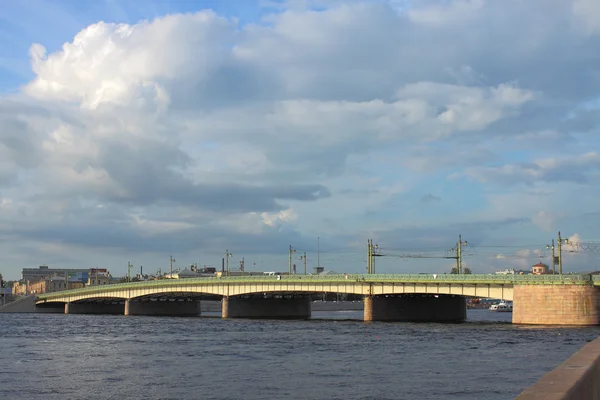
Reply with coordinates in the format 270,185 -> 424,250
572,0 -> 600,35
531,211 -> 556,232
1,0 -> 600,278
420,193 -> 442,203
464,153 -> 600,186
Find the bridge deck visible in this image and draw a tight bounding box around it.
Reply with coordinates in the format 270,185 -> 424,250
36,274 -> 595,304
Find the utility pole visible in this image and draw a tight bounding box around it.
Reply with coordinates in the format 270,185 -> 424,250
457,235 -> 468,274
169,256 -> 176,278
225,250 -> 232,276
367,239 -> 371,274
289,245 -> 296,275
455,245 -> 460,274
458,234 -> 463,274
240,258 -> 245,275
367,239 -> 379,274
372,241 -> 378,273
557,231 -> 569,275
450,235 -> 468,274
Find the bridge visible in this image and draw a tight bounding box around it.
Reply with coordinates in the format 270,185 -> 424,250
35,274 -> 600,324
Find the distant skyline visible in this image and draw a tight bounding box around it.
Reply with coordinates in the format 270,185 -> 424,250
1,0 -> 600,280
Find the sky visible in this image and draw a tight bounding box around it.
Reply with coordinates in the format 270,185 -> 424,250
1,0 -> 600,280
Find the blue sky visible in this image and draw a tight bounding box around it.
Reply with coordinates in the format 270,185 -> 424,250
1,0 -> 600,279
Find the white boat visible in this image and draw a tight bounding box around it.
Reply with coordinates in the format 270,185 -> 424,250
489,301 -> 513,312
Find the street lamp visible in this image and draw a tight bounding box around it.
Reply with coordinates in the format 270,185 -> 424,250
225,250 -> 232,276
546,240 -> 557,274
299,252 -> 307,275
128,262 -> 134,282
289,245 -> 296,275
169,256 -> 176,278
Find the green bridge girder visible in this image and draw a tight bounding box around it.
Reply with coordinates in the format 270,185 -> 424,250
36,273 -> 598,302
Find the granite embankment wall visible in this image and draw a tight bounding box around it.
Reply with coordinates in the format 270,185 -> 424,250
514,285 -> 600,325
515,336 -> 600,399
0,295 -> 37,313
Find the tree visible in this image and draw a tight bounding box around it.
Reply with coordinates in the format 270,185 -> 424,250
450,267 -> 472,274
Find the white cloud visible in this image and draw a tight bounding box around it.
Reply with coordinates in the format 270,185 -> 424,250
407,0 -> 485,25
465,152 -> 600,185
572,0 -> 600,35
531,211 -> 556,232
25,13 -> 234,109
261,208 -> 299,228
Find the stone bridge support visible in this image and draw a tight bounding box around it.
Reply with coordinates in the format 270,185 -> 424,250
35,302 -> 65,313
222,296 -> 311,319
364,294 -> 466,322
64,302 -> 125,315
513,284 -> 600,325
124,299 -> 200,316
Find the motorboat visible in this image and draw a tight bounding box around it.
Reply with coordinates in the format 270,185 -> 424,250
489,301 -> 513,312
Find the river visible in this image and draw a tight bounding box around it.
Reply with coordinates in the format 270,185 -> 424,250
1,309 -> 598,400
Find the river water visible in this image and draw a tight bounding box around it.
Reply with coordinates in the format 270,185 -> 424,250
1,309 -> 598,400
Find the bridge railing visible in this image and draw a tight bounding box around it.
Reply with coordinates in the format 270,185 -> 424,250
36,273 -> 594,301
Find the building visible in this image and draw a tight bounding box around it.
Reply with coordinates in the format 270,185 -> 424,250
87,268 -> 111,286
495,268 -> 528,275
21,265 -> 89,282
29,276 -> 86,294
214,271 -> 265,278
12,281 -> 26,296
531,262 -> 550,275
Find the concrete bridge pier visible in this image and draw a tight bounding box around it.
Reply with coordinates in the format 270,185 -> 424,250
364,294 -> 467,322
222,295 -> 311,319
124,299 -> 200,316
64,302 -> 125,315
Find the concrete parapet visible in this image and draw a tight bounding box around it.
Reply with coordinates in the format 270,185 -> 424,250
65,302 -> 125,315
364,294 -> 466,322
125,299 -> 200,316
222,296 -> 311,319
515,336 -> 600,399
513,284 -> 600,325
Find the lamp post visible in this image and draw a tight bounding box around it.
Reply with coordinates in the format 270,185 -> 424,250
225,250 -> 232,277
127,262 -> 134,282
289,246 -> 296,275
299,252 -> 307,275
169,256 -> 176,279
546,239 -> 556,274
